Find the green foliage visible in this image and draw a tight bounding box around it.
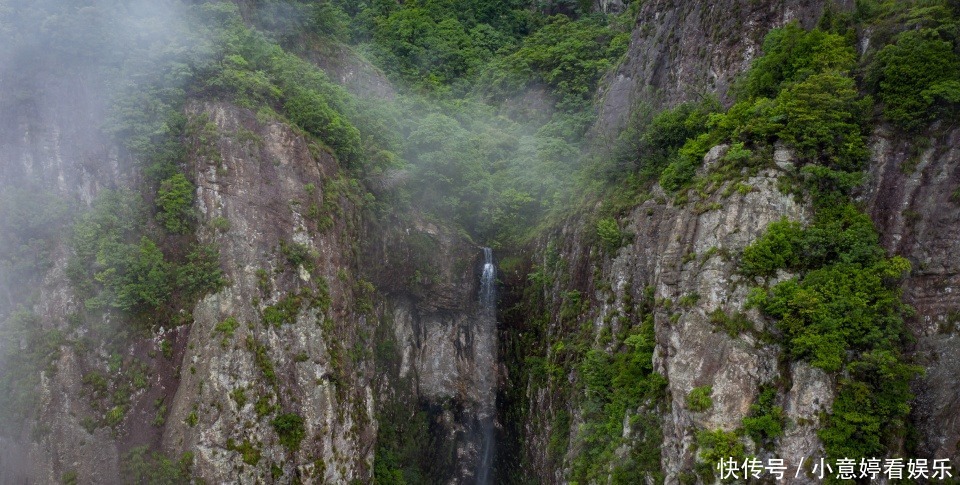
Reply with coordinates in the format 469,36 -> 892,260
707,309 -> 754,337
177,244 -> 227,300
610,100 -> 719,184
262,292 -> 305,327
742,204 -> 886,278
67,190 -> 223,321
246,336 -> 277,386
754,257 -> 911,372
480,15 -> 628,109
61,471 -> 78,485
226,438 -> 261,465
596,218 -> 625,253
695,430 -> 745,478
819,350 -> 922,459
284,88 -> 362,166
745,201 -> 918,460
279,240 -> 314,270
870,28 -> 960,131
740,218 -> 806,277
685,386 -> 713,412
740,23 -> 856,99
215,317 -> 239,337
308,2 -> 351,41
195,6 -> 388,172
272,413 -> 306,451
571,314 -> 667,483
89,236 -> 172,313
771,72 -> 870,171
155,173 -> 195,234
122,447 -> 194,485
742,386 -> 784,447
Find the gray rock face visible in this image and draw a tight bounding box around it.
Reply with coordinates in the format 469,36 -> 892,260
619,167 -> 822,481
364,214 -> 497,483
161,101 -> 377,482
593,0 -> 845,137
305,43 -> 397,101
518,145 -> 838,481
862,126 -> 960,465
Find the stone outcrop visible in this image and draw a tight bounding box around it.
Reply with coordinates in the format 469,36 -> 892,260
593,0 -> 848,137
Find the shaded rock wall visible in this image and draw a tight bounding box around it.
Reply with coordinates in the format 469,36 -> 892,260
862,126 -> 960,465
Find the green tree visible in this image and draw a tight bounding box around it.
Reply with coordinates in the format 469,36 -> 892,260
870,29 -> 960,132
156,173 -> 195,234
771,72 -> 869,171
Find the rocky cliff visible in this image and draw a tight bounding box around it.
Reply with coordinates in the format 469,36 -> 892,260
2,1 -> 959,484
863,126 -> 960,465
594,0 -> 847,136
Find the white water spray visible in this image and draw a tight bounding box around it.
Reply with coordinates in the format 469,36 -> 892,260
476,247 -> 496,484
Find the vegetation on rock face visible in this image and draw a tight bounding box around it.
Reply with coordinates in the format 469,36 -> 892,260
685,386 -> 713,412
122,447 -> 194,484
5,0 -> 958,482
273,412 -> 306,451
67,189 -> 224,319
155,173 -> 195,234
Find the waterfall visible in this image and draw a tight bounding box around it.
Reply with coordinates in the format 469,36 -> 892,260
476,247 -> 496,485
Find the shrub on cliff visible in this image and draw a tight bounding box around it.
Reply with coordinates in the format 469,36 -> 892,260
685,386 -> 713,412
156,173 -> 195,234
273,413 -> 306,451
869,29 -> 960,132
596,217 -> 625,253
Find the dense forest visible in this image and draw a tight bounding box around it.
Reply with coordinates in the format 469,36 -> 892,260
1,0 -> 960,483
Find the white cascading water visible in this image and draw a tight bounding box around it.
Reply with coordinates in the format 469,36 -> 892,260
476,247 -> 496,484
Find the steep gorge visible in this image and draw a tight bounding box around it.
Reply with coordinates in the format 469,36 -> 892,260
0,0 -> 958,484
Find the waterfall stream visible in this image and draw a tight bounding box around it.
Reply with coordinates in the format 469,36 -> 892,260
476,247 -> 496,484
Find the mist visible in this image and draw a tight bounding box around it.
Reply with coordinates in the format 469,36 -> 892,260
0,0 -> 207,480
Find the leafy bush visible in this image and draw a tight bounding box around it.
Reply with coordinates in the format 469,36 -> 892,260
707,309 -> 754,337
742,204 -> 885,278
740,218 -> 805,277
771,72 -> 869,171
870,29 -> 960,132
156,174 -> 195,234
177,244 -> 226,299
570,312 -> 667,483
819,350 -> 922,459
695,429 -> 745,476
215,317 -> 239,337
686,386 -> 713,412
596,218 -> 625,253
226,439 -> 261,466
272,413 -> 306,451
284,88 -> 362,166
752,257 -> 911,372
88,237 -> 172,313
742,387 -> 784,446
740,23 -> 856,99
659,153 -> 701,192
611,100 -> 719,183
